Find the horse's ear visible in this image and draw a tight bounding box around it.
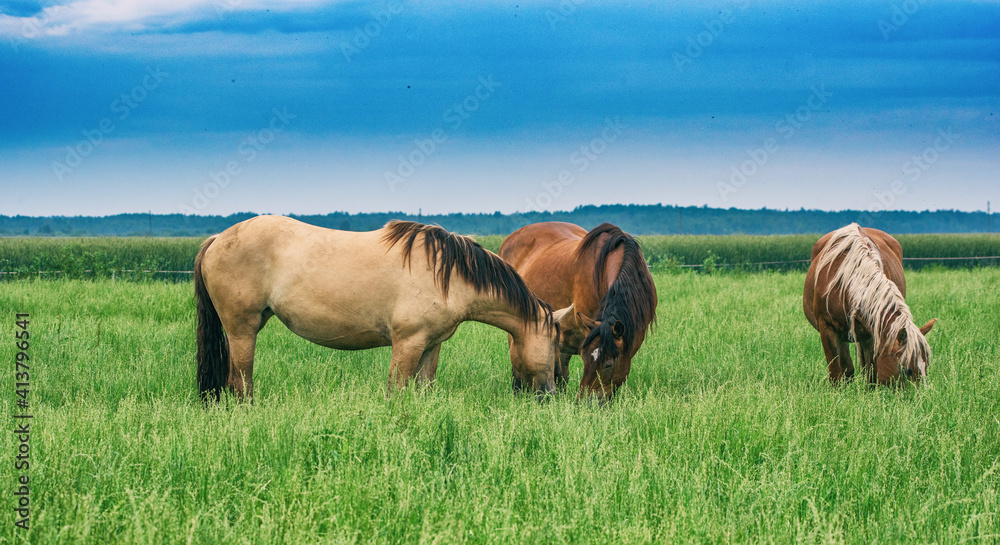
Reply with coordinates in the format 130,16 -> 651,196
919,318 -> 937,336
552,304 -> 576,326
577,312 -> 598,330
612,320 -> 625,338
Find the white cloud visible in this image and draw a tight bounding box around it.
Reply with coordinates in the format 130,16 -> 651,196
0,0 -> 338,38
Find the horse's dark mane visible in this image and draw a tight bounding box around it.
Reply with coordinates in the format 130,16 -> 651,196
382,221 -> 550,326
577,223 -> 657,361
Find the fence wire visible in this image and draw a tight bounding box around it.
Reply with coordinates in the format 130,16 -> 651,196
3,255 -> 1000,276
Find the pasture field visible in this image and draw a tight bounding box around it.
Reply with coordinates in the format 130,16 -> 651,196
1,233 -> 998,278
1,269 -> 999,544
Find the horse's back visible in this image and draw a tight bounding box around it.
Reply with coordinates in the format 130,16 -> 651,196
500,222 -> 590,308
804,226 -> 863,330
203,215 -> 374,286
500,222 -> 587,265
804,225 -> 905,330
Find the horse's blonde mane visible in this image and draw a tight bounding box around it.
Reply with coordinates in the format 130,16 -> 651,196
813,223 -> 930,374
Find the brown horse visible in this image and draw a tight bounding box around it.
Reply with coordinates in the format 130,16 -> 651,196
803,223 -> 936,386
499,222 -> 657,399
195,216 -> 570,401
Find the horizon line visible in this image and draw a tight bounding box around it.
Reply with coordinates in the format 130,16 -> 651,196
2,202 -> 997,220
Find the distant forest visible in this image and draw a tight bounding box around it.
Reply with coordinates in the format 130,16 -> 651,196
0,204 -> 996,237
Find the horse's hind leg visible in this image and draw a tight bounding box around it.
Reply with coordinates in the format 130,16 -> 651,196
227,333 -> 258,401
224,311 -> 270,401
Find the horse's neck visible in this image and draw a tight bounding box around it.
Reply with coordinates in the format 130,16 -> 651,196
838,252 -> 907,349
466,299 -> 536,339
587,244 -> 624,293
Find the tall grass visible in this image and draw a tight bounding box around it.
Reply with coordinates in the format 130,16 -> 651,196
0,238 -> 203,280
0,269 -> 997,543
3,233 -> 999,280
637,233 -> 1000,270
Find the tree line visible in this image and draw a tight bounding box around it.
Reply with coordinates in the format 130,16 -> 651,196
0,204 -> 996,237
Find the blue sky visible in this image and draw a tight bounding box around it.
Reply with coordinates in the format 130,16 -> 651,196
0,0 -> 997,216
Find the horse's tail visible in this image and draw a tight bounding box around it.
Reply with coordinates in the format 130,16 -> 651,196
194,235 -> 229,402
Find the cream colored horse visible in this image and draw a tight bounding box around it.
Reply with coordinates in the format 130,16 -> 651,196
195,216 -> 568,401
803,223 -> 935,385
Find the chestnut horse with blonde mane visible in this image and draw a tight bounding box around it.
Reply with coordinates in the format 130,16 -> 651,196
803,223 -> 936,386
499,222 -> 657,399
195,216 -> 568,401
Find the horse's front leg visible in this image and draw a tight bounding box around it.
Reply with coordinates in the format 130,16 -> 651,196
387,336 -> 430,393
415,344 -> 442,387
819,325 -> 852,384
555,352 -> 572,391
856,339 -> 875,383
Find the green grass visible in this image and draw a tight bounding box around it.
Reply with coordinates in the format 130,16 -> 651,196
1,269 -> 998,543
0,238 -> 203,280
3,233 -> 999,279
636,233 -> 1000,270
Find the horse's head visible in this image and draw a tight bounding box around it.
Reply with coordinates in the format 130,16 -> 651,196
548,307 -> 630,399
547,306 -> 624,365
551,306 -> 598,356
509,305 -> 567,397
581,316 -> 625,368
574,312 -> 636,400
876,318 -> 936,385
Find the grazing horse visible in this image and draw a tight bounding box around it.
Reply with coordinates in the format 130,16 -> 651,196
499,222 -> 657,399
803,223 -> 936,386
195,216 -> 568,401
